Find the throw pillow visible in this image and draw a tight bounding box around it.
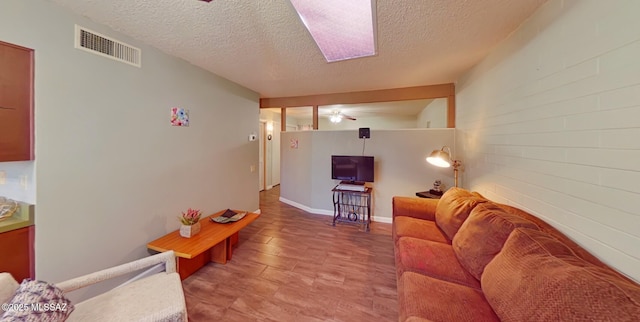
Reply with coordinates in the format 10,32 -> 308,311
452,202 -> 539,280
435,187 -> 487,240
1,279 -> 74,322
482,228 -> 640,321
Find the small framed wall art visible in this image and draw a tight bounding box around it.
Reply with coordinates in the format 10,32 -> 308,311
171,107 -> 189,127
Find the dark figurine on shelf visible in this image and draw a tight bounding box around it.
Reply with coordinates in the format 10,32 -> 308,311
429,180 -> 444,196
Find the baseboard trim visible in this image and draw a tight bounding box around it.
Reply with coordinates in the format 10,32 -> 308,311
278,197 -> 333,216
278,197 -> 392,223
372,216 -> 392,224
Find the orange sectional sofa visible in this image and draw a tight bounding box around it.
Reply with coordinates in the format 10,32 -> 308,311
392,187 -> 640,321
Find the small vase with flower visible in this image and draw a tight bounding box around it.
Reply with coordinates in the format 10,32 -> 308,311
178,208 -> 202,238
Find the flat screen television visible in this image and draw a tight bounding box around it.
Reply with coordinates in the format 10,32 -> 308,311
331,155 -> 374,183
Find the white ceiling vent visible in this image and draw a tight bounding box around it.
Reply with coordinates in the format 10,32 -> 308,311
74,25 -> 141,67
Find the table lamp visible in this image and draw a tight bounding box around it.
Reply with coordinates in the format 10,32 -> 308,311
426,146 -> 462,187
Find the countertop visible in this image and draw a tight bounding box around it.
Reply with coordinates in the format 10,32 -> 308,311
0,201 -> 34,234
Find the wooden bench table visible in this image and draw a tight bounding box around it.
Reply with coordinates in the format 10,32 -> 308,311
147,210 -> 260,280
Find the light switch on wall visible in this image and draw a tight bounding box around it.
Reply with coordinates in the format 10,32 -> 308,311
20,175 -> 27,190
0,171 -> 5,185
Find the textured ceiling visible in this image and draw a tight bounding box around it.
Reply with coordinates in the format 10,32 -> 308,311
49,0 -> 546,98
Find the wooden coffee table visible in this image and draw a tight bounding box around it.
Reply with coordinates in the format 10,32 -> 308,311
147,209 -> 260,280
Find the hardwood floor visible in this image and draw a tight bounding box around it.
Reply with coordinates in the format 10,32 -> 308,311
183,186 -> 398,321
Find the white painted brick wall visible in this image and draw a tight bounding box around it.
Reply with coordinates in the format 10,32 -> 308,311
456,0 -> 640,281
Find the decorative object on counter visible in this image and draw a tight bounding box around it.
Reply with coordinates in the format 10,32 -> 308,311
178,208 -> 201,238
0,197 -> 18,221
426,146 -> 463,187
210,209 -> 247,224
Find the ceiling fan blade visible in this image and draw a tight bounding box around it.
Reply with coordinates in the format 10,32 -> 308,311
325,110 -> 357,121
342,114 -> 356,121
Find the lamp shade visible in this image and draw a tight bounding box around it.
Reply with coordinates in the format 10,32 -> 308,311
426,148 -> 453,168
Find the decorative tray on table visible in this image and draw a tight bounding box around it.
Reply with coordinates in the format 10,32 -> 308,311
210,209 -> 247,224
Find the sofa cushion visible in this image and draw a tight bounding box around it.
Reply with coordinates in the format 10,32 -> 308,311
398,272 -> 499,322
452,202 -> 539,280
482,228 -> 640,321
496,203 -> 612,268
435,187 -> 487,240
66,272 -> 186,322
396,237 -> 480,289
1,279 -> 74,322
393,216 -> 449,244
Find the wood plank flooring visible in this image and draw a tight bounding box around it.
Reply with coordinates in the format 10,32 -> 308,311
182,186 -> 398,321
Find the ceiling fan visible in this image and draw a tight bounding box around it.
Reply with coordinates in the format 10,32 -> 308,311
326,110 -> 356,123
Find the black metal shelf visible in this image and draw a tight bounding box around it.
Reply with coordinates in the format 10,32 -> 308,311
331,185 -> 372,232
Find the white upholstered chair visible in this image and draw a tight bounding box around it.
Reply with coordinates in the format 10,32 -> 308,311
1,251 -> 187,321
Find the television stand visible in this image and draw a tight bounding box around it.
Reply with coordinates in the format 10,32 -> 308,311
336,182 -> 367,192
340,180 -> 365,185
332,184 -> 372,232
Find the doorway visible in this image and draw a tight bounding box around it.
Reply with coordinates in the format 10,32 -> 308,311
259,120 -> 282,192
259,122 -> 265,191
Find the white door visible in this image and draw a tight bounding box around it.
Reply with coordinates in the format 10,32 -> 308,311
259,122 -> 265,191
272,122 -> 281,186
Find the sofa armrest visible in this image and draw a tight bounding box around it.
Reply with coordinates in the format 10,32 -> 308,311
66,272 -> 186,322
393,197 -> 438,222
56,251 -> 177,293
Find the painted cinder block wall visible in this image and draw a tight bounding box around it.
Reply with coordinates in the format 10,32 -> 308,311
456,0 -> 640,281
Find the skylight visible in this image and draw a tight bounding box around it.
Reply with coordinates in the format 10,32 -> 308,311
289,0 -> 377,63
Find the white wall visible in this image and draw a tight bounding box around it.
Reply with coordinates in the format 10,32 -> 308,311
280,131 -> 314,206
280,129 -> 456,222
0,0 -> 259,297
417,98 -> 448,128
456,0 -> 640,281
317,115 -> 418,130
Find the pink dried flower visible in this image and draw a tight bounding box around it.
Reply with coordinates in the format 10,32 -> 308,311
179,208 -> 202,225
